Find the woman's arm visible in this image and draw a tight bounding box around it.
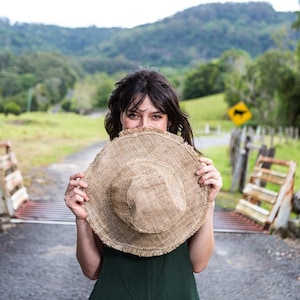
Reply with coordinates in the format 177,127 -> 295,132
188,201 -> 215,273
76,219 -> 103,280
64,172 -> 103,280
189,157 -> 222,273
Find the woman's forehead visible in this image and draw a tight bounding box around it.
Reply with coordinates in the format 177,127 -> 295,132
127,95 -> 152,109
126,94 -> 167,114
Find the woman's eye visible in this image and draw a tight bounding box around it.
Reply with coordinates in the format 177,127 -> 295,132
127,112 -> 139,119
152,114 -> 162,119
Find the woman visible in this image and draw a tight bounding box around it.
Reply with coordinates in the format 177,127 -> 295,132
64,68 -> 222,299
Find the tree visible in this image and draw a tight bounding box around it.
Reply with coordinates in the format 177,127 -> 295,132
92,77 -> 114,108
219,49 -> 252,74
0,51 -> 77,111
61,99 -> 72,112
182,61 -> 224,100
278,6 -> 300,126
224,49 -> 296,126
4,101 -> 21,116
277,68 -> 300,126
34,83 -> 50,111
0,71 -> 23,97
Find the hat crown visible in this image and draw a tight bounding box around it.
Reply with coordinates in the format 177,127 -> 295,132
110,161 -> 186,234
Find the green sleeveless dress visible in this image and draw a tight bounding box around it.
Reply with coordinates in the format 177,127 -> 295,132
89,241 -> 200,300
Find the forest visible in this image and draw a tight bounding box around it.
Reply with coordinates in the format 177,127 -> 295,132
0,1 -> 299,127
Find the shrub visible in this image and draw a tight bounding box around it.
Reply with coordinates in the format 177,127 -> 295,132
4,102 -> 22,116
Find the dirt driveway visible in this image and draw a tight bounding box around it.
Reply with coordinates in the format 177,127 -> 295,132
0,139 -> 299,300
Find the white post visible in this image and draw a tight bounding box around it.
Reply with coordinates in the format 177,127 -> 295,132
204,123 -> 210,135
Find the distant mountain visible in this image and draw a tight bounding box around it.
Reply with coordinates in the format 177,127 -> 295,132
0,2 -> 298,69
0,18 -> 122,56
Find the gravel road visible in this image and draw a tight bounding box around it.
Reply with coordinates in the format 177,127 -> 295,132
0,135 -> 299,300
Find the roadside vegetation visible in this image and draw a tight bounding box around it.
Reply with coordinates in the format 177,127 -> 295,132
1,93 -> 299,211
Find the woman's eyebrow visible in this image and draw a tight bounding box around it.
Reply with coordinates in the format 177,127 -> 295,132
128,108 -> 162,113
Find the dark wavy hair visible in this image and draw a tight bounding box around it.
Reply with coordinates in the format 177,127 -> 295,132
105,68 -> 195,147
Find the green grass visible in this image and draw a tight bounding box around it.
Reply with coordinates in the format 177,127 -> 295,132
0,112 -> 108,177
181,93 -> 233,135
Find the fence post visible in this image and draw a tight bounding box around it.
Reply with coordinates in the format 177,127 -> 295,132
295,127 -> 299,140
238,135 -> 251,192
285,127 -> 289,143
230,128 -> 250,192
278,126 -> 283,144
204,123 -> 210,135
270,127 -> 275,148
230,148 -> 245,192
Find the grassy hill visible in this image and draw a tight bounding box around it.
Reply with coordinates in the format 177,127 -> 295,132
182,93 -> 231,134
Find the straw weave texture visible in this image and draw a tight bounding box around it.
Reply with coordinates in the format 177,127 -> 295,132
85,127 -> 209,257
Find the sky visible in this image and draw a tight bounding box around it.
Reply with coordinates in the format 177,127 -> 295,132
1,0 -> 299,28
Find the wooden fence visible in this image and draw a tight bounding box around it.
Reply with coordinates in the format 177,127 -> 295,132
227,126 -> 298,229
0,142 -> 29,216
235,156 -> 296,230
229,126 -> 299,192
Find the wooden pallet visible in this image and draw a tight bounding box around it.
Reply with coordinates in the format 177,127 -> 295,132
0,142 -> 29,216
236,156 -> 297,230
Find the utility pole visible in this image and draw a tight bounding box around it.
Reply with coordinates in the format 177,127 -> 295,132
26,88 -> 33,112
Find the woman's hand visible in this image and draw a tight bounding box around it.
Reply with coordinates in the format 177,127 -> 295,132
64,172 -> 89,220
196,157 -> 223,202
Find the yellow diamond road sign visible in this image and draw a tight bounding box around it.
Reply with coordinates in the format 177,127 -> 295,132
227,101 -> 252,126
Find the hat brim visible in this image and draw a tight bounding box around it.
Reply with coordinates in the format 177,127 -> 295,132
84,127 -> 209,257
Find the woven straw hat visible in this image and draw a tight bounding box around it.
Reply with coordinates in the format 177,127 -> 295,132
84,127 -> 209,257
